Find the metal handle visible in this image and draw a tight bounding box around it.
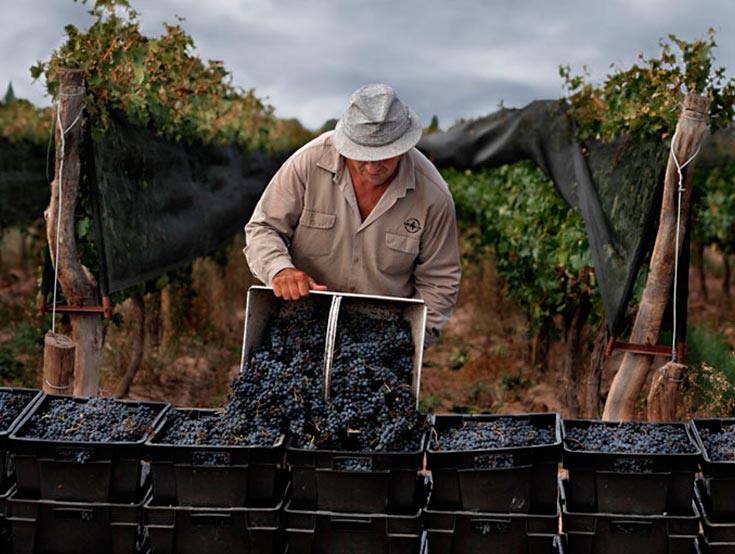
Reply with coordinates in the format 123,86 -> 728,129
190,512 -> 233,526
322,295 -> 342,399
469,518 -> 511,535
610,520 -> 652,535
52,507 -> 95,521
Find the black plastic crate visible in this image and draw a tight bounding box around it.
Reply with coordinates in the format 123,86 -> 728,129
422,503 -> 560,554
690,418 -> 735,519
695,533 -> 735,554
144,482 -> 286,554
145,407 -> 286,507
694,478 -> 735,545
10,394 -> 169,503
561,419 -> 700,514
6,485 -> 147,554
0,388 -> 43,487
284,496 -> 422,554
425,413 -> 561,513
560,477 -> 699,554
286,431 -> 426,514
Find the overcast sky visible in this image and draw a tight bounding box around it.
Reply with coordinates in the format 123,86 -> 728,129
2,0 -> 734,130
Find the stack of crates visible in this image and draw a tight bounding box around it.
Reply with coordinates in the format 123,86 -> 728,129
284,436 -> 427,554
423,413 -> 564,554
143,407 -> 288,554
560,419 -> 701,554
0,387 -> 43,552
258,288 -> 429,554
7,393 -> 168,554
690,418 -> 735,553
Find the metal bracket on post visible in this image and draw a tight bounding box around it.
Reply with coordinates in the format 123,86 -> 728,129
605,337 -> 685,361
40,294 -> 113,319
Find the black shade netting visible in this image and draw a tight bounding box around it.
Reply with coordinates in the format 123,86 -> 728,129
88,115 -> 284,294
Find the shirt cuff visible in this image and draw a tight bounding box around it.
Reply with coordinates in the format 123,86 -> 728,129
266,259 -> 296,285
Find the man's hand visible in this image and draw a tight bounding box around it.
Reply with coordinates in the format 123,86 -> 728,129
271,268 -> 328,300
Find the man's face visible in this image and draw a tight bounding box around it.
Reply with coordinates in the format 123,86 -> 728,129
346,156 -> 402,188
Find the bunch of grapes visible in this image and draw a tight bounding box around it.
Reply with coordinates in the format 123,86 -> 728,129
299,308 -> 424,452
20,397 -> 158,443
159,300 -> 424,452
697,424 -> 735,461
433,418 -> 556,452
0,390 -> 37,432
564,421 -> 697,454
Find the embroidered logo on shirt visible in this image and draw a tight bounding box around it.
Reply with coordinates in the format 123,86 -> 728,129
403,218 -> 422,233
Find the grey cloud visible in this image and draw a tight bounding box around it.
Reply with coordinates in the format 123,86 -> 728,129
1,0 -> 734,130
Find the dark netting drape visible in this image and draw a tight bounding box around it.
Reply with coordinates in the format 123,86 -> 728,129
87,115 -> 284,294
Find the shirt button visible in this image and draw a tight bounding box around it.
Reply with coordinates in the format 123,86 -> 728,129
353,257 -> 359,263
349,286 -> 356,292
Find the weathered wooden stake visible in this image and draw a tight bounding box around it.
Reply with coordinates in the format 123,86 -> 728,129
42,331 -> 75,394
602,93 -> 710,421
44,68 -> 103,397
647,362 -> 685,421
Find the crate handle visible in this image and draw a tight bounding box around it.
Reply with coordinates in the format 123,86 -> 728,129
52,507 -> 95,521
611,457 -> 655,473
469,518 -> 512,535
54,446 -> 95,462
189,512 -> 233,526
330,515 -> 372,530
610,520 -> 652,535
332,456 -> 372,470
471,453 -> 517,469
190,451 -> 232,466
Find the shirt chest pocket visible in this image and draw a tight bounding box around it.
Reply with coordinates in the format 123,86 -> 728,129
293,209 -> 336,257
380,232 -> 420,276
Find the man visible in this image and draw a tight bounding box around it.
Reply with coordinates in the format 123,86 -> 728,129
244,83 -> 461,345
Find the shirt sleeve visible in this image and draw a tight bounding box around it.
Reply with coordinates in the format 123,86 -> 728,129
243,157 -> 305,285
413,192 -> 462,344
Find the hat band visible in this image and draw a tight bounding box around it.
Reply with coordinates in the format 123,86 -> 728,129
343,105 -> 411,147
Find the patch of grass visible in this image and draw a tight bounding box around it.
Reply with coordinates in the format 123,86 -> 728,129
449,404 -> 493,415
679,324 -> 735,416
419,396 -> 443,414
449,348 -> 468,371
0,311 -> 44,388
498,374 -> 532,392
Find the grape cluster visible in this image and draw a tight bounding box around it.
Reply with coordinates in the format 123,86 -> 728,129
295,305 -> 425,452
0,390 -> 36,432
20,397 -> 158,444
697,424 -> 735,461
159,300 -> 424,452
564,421 -> 697,454
432,418 -> 556,452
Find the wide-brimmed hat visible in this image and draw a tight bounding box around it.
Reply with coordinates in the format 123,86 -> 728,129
333,84 -> 423,161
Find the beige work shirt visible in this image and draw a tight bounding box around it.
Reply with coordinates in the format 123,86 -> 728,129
244,131 -> 461,343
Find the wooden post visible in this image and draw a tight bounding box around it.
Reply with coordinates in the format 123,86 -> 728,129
602,93 -> 710,421
44,68 -> 103,397
42,331 -> 75,394
647,361 -> 685,421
